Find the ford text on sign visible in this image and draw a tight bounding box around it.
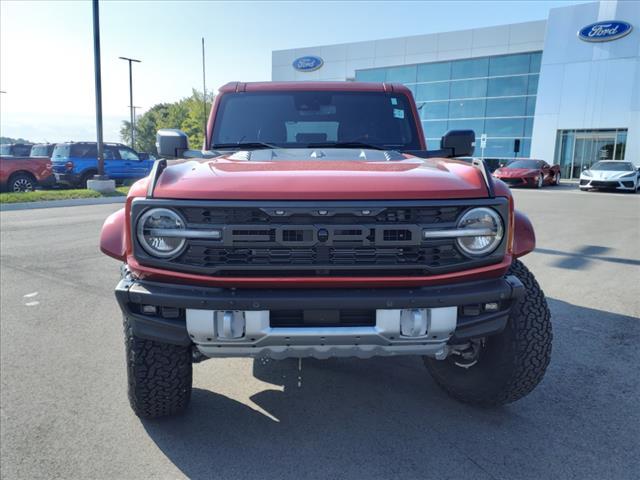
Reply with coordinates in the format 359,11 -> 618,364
578,21 -> 632,42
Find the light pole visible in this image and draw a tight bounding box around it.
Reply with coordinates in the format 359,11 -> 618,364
118,56 -> 141,149
131,106 -> 141,148
92,0 -> 105,178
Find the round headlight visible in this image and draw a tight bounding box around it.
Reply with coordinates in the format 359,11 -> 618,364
456,207 -> 504,257
136,208 -> 186,258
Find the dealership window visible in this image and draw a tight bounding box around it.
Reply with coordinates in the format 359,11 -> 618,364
419,101 -> 449,120
485,118 -> 525,137
524,117 -> 534,138
417,62 -> 451,82
489,53 -> 530,76
450,79 -> 487,99
447,118 -> 485,134
356,68 -> 386,82
554,129 -> 629,179
451,58 -> 488,79
448,99 -> 485,119
385,65 -> 417,83
356,51 -> 541,160
487,76 -> 528,97
485,97 -> 527,117
422,120 -> 449,139
415,82 -> 449,102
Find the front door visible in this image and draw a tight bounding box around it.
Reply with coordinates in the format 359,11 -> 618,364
572,133 -> 616,178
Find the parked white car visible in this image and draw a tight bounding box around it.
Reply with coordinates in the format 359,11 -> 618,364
579,161 -> 639,192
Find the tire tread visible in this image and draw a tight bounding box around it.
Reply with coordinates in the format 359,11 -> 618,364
425,260 -> 552,406
124,316 -> 192,418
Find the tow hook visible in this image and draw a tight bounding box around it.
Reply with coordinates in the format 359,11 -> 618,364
450,339 -> 484,369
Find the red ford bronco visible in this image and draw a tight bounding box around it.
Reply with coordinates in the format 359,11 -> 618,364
101,82 -> 551,418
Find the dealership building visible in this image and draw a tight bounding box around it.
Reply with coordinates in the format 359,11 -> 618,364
272,1 -> 639,179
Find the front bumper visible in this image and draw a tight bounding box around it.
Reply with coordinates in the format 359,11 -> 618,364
38,174 -> 56,188
115,271 -> 524,359
495,176 -> 536,187
579,178 -> 636,190
54,172 -> 81,186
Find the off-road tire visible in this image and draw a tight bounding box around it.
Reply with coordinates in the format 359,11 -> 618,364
424,260 -> 552,406
124,315 -> 192,418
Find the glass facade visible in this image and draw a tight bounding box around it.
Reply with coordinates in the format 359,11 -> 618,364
554,129 -> 628,179
355,51 -> 542,159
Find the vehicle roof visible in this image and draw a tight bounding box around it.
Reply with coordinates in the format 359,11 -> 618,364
218,81 -> 413,95
56,141 -> 126,147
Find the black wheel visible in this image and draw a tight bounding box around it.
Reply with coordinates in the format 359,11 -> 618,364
124,315 -> 192,418
9,172 -> 36,192
424,260 -> 552,406
80,170 -> 97,189
553,172 -> 561,186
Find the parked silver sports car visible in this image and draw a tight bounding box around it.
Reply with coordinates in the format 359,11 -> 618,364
579,161 -> 639,192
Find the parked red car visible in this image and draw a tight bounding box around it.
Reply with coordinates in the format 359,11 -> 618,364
0,155 -> 55,192
493,159 -> 561,188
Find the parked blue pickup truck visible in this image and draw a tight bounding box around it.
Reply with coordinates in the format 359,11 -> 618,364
52,142 -> 155,187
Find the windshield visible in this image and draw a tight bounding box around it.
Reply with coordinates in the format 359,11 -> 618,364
211,91 -> 421,151
52,144 -> 71,160
591,161 -> 634,171
506,160 -> 544,169
31,145 -> 52,157
0,144 -> 10,155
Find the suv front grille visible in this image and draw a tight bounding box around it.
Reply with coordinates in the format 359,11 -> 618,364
180,244 -> 461,269
132,200 -> 508,277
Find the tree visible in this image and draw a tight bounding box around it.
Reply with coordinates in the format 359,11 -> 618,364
0,136 -> 32,144
120,89 -> 213,154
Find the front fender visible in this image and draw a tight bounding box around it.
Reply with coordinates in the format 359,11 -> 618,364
513,210 -> 535,258
100,207 -> 126,261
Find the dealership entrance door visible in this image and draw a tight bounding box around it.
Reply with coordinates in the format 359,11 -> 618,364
555,129 -> 628,179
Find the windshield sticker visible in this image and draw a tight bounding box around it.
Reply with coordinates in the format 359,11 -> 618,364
393,108 -> 405,119
390,98 -> 398,105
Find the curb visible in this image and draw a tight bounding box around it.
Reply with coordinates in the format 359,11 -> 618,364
0,196 -> 126,212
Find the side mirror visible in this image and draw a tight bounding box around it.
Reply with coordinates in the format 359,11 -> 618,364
441,130 -> 475,158
156,129 -> 188,159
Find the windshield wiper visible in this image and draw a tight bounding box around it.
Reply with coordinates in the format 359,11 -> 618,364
306,142 -> 389,151
212,142 -> 279,150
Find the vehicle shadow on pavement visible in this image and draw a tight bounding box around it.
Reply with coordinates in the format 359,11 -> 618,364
535,245 -> 640,269
142,298 -> 640,480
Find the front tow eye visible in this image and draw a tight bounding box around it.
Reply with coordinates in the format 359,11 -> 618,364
451,339 -> 483,369
219,311 -> 245,339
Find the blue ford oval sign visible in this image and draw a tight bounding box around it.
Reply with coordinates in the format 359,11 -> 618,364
578,20 -> 632,42
293,56 -> 324,72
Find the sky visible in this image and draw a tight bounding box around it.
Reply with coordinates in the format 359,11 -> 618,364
0,0 -> 589,143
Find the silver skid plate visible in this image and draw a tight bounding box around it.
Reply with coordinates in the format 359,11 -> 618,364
186,307 -> 457,360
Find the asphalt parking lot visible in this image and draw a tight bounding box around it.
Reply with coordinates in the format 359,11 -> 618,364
1,186 -> 639,480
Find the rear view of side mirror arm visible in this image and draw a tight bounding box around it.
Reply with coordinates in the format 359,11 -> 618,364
156,129 -> 189,159
440,129 -> 475,158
